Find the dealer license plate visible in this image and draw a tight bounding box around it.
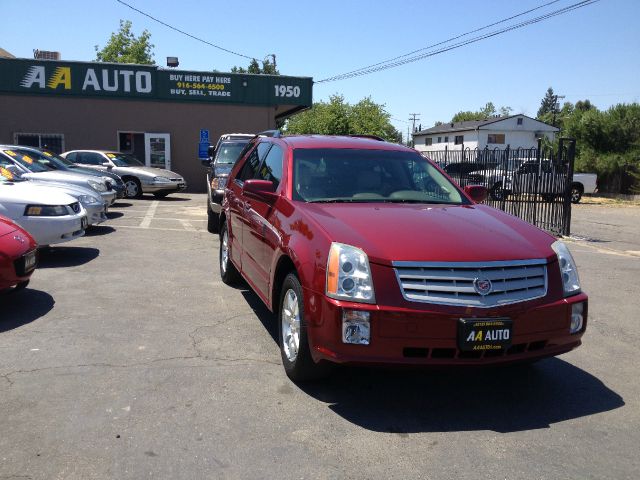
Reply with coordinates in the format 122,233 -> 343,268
458,318 -> 512,352
23,250 -> 37,273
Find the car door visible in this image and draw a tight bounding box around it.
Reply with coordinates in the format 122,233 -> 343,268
226,142 -> 266,282
242,143 -> 284,297
235,142 -> 274,296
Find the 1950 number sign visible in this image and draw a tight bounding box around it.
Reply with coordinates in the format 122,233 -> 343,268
274,85 -> 301,98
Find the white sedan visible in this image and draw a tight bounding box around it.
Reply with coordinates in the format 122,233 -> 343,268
0,170 -> 88,246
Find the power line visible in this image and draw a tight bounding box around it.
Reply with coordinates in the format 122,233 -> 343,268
116,0 -> 260,61
317,0 -> 601,83
325,0 -> 564,81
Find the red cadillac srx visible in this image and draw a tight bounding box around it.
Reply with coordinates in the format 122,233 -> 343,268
219,132 -> 587,381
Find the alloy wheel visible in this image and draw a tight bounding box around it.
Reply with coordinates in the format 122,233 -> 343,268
281,289 -> 300,362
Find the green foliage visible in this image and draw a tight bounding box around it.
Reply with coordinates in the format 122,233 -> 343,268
284,95 -> 401,142
451,102 -> 512,123
95,20 -> 154,65
231,58 -> 279,75
537,87 -> 556,118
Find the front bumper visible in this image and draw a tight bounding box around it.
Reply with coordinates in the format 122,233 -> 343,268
142,180 -> 187,194
305,290 -> 588,366
83,203 -> 108,226
21,214 -> 87,246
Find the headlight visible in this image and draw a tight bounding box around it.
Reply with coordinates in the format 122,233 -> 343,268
153,176 -> 172,183
211,176 -> 228,191
78,194 -> 103,206
326,242 -> 375,303
87,179 -> 107,192
24,204 -> 68,216
551,240 -> 581,297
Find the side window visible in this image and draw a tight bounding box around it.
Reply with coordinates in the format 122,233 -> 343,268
257,144 -> 283,189
237,143 -> 271,182
77,152 -> 102,165
65,152 -> 77,162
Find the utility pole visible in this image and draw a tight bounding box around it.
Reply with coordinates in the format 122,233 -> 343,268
408,113 -> 421,147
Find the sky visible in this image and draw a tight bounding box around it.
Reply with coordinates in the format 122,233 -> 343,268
2,0 -> 639,140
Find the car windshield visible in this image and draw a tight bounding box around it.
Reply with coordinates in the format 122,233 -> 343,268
0,149 -> 51,173
107,153 -> 144,167
293,148 -> 467,204
15,148 -> 69,171
215,141 -> 249,165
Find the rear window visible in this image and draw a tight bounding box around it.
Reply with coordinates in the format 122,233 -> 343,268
293,148 -> 466,204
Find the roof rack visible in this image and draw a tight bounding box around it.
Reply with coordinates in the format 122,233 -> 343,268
348,134 -> 385,141
257,129 -> 282,138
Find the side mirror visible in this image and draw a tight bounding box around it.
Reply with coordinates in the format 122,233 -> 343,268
464,185 -> 488,203
5,165 -> 23,178
208,145 -> 215,158
101,162 -> 112,168
242,179 -> 277,202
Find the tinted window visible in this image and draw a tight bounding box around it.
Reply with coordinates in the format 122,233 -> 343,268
257,144 -> 283,188
237,143 -> 271,182
65,152 -> 77,162
77,152 -> 103,165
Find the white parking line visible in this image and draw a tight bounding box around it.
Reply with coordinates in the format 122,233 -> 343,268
139,201 -> 159,228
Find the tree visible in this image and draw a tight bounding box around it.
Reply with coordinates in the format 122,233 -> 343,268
284,95 -> 401,142
231,58 -> 279,75
95,20 -> 154,65
537,87 -> 556,118
450,102 -> 511,123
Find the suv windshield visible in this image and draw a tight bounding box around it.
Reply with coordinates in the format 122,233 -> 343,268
0,149 -> 51,173
293,148 -> 466,204
107,153 -> 144,167
215,141 -> 250,165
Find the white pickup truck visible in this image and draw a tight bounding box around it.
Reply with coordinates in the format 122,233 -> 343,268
506,161 -> 597,203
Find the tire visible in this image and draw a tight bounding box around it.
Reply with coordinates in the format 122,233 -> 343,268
571,184 -> 583,204
279,273 -> 332,382
123,177 -> 143,199
207,197 -> 219,234
153,192 -> 169,199
219,221 -> 241,285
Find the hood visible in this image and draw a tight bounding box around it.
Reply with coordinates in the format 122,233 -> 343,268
0,182 -> 78,205
28,180 -> 101,199
301,203 -> 556,265
22,170 -> 99,184
113,166 -> 182,179
69,165 -> 122,182
0,214 -> 18,237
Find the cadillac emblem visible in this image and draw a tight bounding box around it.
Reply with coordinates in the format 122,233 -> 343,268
473,278 -> 492,296
13,235 -> 26,244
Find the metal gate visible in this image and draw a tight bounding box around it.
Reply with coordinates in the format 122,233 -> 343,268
424,138 -> 576,236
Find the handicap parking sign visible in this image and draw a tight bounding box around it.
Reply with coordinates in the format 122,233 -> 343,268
200,129 -> 209,143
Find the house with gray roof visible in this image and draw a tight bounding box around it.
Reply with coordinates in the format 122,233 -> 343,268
413,115 -> 558,153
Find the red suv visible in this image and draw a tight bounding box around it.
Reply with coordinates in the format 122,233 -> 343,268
219,132 -> 587,381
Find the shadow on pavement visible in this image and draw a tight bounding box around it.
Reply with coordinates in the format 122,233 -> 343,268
0,289 -> 55,332
106,211 -> 124,220
37,247 -> 100,268
85,226 -> 116,237
297,360 -> 624,433
111,202 -> 133,208
141,195 -> 190,202
241,289 -> 277,344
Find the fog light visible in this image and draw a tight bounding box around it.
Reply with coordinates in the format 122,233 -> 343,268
342,310 -> 370,345
570,302 -> 584,334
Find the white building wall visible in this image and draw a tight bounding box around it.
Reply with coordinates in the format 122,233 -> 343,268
414,130 -> 479,153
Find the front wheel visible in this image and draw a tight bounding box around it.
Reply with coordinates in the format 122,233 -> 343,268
123,178 -> 143,199
489,182 -> 508,201
219,222 -> 241,285
571,185 -> 583,204
279,273 -> 332,382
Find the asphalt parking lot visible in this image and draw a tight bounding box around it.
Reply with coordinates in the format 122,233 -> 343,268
1,194 -> 638,480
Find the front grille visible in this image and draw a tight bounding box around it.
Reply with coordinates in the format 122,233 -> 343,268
69,202 -> 81,213
393,259 -> 547,307
170,178 -> 183,182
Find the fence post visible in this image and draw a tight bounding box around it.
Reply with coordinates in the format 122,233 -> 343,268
563,138 -> 575,236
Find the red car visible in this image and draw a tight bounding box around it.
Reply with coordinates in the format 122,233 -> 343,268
0,215 -> 37,293
219,133 -> 587,381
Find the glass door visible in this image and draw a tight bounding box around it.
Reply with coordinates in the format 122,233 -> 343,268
144,133 -> 171,170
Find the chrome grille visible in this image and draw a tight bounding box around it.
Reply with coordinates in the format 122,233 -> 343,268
69,202 -> 81,213
393,259 -> 548,307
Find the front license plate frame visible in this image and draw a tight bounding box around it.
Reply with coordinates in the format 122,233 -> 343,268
458,318 -> 513,352
23,250 -> 37,274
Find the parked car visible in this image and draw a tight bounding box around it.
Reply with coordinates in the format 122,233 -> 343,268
0,214 -> 37,293
61,150 -> 186,199
202,133 -> 254,232
0,168 -> 87,245
509,161 -> 597,203
219,133 -> 588,381
0,156 -> 110,227
569,173 -> 598,203
13,146 -> 126,199
0,146 -> 116,206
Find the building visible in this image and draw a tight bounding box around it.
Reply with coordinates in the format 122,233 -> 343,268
413,115 -> 558,153
0,57 -> 312,192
